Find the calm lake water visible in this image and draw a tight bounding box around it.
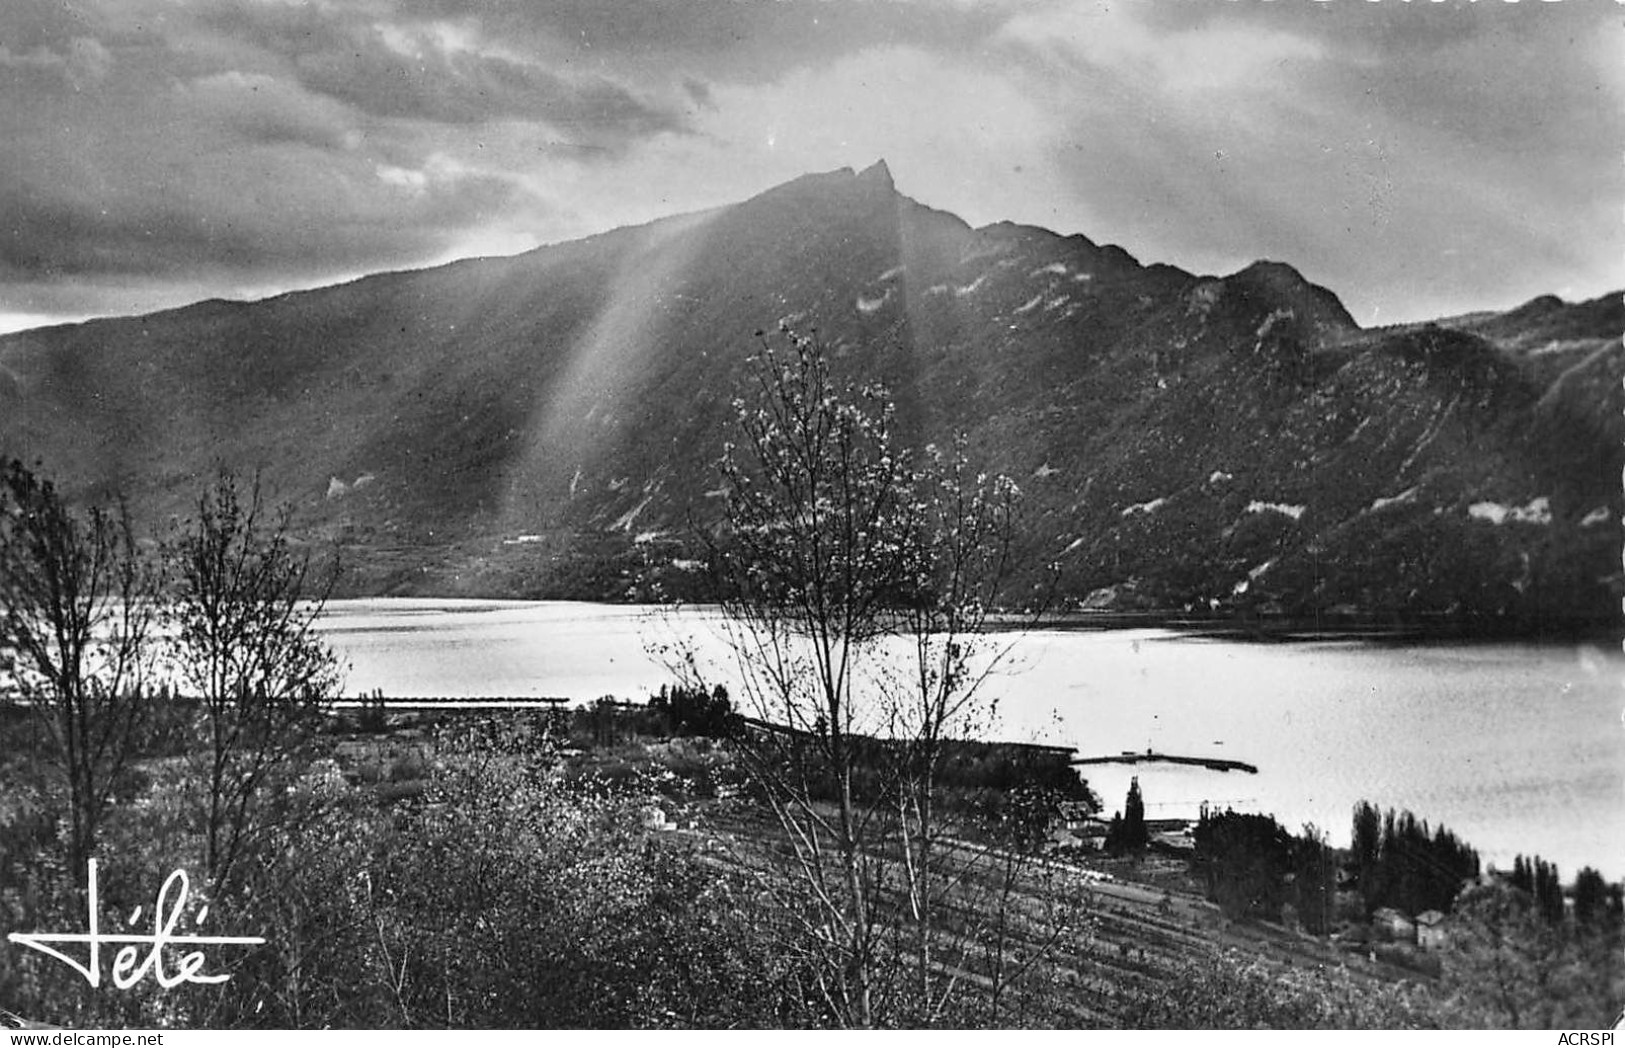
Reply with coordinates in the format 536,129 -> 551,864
314,598 -> 1624,880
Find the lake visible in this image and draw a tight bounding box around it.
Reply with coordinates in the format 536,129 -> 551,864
314,598 -> 1624,880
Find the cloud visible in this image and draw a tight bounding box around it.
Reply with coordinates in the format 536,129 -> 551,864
0,0 -> 1617,330
200,0 -> 691,148
376,163 -> 431,194
393,0 -> 1006,83
0,34 -> 111,91
292,30 -> 688,141
683,77 -> 715,111
0,71 -> 540,288
0,0 -> 619,309
179,70 -> 356,151
998,1 -> 1326,96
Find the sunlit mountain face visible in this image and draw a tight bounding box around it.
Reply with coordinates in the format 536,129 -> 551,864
1,163 -> 1618,630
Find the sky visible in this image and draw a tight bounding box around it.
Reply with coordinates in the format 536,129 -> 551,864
1,0 -> 1619,334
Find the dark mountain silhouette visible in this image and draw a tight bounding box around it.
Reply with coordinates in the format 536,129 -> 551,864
1,161 -> 1618,629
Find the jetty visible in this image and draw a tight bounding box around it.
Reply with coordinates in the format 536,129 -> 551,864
1071,749 -> 1258,775
331,695 -> 571,710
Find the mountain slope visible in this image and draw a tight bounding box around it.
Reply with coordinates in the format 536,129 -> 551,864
1,162 -> 1618,628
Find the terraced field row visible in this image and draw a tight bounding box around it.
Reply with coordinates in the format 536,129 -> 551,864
683,802 -> 1404,1026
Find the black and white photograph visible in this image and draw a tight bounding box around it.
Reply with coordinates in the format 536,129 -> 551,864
0,0 -> 1620,1031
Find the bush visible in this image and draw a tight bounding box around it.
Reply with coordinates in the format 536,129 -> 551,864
1,722 -> 828,1029
202,729 -> 824,1027
1119,950 -> 1442,1029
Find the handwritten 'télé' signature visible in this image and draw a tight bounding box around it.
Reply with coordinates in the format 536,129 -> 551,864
5,859 -> 265,989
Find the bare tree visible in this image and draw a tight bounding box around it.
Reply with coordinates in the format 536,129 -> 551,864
0,459 -> 161,883
707,326 -> 1062,1026
166,469 -> 343,891
883,435 -> 1028,1019
707,326 -> 908,1025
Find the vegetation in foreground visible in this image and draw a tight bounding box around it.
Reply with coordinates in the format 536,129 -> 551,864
4,695 -> 1618,1029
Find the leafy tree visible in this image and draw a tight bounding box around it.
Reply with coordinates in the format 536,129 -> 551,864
1535,859 -> 1564,926
0,459 -> 161,882
1105,776 -> 1148,855
1438,879 -> 1614,1028
1572,866 -> 1614,933
1192,809 -> 1294,922
1510,853 -> 1533,895
1293,823 -> 1337,936
649,682 -> 735,738
1509,853 -> 1566,926
166,469 -> 343,890
1351,800 -> 1478,918
1351,800 -> 1383,915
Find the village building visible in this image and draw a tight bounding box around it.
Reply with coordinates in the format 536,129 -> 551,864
1147,818 -> 1195,852
1415,910 -> 1447,950
1372,906 -> 1416,943
1049,801 -> 1110,850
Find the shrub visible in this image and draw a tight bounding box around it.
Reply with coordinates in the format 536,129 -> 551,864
187,728 -> 823,1028
1119,949 -> 1441,1029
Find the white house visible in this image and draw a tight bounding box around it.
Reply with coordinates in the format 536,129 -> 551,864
1415,910 -> 1447,950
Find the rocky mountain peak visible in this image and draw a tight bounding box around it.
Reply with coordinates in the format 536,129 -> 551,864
737,161 -> 906,225
857,158 -> 894,189
1222,259 -> 1359,339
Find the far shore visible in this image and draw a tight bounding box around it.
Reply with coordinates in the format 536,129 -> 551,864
319,593 -> 1619,645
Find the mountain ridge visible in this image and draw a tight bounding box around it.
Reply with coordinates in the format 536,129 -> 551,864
1,163 -> 1618,629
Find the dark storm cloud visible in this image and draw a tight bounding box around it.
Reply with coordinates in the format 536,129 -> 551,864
199,0 -> 690,143
298,45 -> 685,137
184,71 -> 355,152
393,0 -> 1006,81
0,0 -> 618,319
1,155 -> 527,283
0,61 -> 532,294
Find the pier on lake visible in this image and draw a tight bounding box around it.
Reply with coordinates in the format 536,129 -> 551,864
1071,749 -> 1258,775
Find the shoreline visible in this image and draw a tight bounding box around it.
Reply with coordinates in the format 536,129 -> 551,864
318,594 -> 1620,646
